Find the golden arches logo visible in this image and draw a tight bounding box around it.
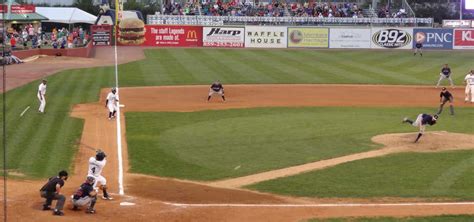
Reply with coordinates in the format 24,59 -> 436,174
187,30 -> 197,39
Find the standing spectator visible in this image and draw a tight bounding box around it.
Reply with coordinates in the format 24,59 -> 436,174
10,35 -> 16,49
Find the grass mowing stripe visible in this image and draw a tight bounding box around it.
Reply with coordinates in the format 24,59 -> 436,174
294,51 -> 360,83
428,154 -> 474,195
15,73 -> 77,174
165,48 -> 200,84
187,49 -> 233,83
222,50 -> 276,83
258,50 -> 312,82
41,72 -> 91,176
211,50 -> 262,83
263,50 -> 324,83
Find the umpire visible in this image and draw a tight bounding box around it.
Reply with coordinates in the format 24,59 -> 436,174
437,87 -> 454,115
40,170 -> 68,216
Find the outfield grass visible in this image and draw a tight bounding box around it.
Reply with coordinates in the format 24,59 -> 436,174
307,215 -> 474,222
118,49 -> 474,86
125,107 -> 474,181
1,48 -> 473,178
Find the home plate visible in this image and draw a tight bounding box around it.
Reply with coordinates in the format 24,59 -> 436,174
119,104 -> 125,108
120,202 -> 136,206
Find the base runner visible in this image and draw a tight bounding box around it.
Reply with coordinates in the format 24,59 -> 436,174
464,70 -> 474,103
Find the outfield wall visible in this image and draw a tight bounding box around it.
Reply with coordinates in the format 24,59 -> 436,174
121,25 -> 474,50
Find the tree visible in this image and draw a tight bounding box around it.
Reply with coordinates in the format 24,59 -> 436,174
73,0 -> 100,16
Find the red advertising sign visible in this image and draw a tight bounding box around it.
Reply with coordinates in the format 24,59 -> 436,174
454,29 -> 474,49
0,4 -> 35,14
145,25 -> 202,47
91,25 -> 112,46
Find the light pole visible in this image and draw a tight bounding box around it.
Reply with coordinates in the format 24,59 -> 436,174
460,0 -> 463,20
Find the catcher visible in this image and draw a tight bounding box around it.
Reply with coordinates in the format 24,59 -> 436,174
402,114 -> 438,143
207,80 -> 225,102
72,176 -> 97,214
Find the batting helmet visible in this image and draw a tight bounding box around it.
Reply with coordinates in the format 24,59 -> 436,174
96,150 -> 106,161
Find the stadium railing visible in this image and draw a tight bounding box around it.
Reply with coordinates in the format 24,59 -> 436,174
147,15 -> 433,27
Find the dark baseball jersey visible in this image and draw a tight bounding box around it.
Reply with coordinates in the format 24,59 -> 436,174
415,43 -> 422,48
421,114 -> 436,125
211,82 -> 223,92
40,177 -> 65,192
441,67 -> 451,76
73,182 -> 94,200
440,91 -> 453,100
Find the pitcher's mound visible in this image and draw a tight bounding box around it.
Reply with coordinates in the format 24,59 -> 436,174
372,131 -> 474,152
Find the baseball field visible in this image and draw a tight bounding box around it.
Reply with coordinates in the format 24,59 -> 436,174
1,48 -> 474,221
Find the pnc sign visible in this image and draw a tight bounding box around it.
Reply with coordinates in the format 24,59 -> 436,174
413,29 -> 453,49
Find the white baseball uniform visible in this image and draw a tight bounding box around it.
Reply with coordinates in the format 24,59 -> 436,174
88,157 -> 107,189
464,73 -> 474,102
37,83 -> 47,113
106,92 -> 119,113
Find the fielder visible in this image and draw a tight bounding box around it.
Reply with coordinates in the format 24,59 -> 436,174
464,70 -> 474,103
207,80 -> 225,102
88,150 -> 113,200
105,87 -> 119,120
72,176 -> 97,214
437,87 -> 454,115
436,64 -> 454,88
37,79 -> 47,113
413,41 -> 423,57
402,114 -> 438,143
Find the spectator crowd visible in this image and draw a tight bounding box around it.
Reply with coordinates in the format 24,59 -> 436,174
4,24 -> 90,51
164,0 -> 364,18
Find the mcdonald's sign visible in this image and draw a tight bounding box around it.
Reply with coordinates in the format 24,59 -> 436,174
142,25 -> 203,47
186,30 -> 198,40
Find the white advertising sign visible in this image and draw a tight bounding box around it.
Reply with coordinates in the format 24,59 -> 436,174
203,27 -> 245,48
329,28 -> 371,49
245,26 -> 287,48
371,28 -> 413,49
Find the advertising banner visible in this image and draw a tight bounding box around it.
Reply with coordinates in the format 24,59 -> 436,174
329,28 -> 370,49
454,29 -> 474,49
0,4 -> 35,13
412,29 -> 453,49
288,27 -> 328,48
203,27 -> 244,48
145,25 -> 203,47
91,25 -> 112,46
245,26 -> 287,48
371,28 -> 413,49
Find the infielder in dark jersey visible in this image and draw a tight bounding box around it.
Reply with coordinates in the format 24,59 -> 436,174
208,81 -> 225,101
403,114 -> 438,143
436,64 -> 454,88
414,41 -> 423,56
437,87 -> 454,115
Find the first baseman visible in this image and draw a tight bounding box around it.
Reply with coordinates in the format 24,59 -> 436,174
105,87 -> 119,120
208,80 -> 225,102
464,70 -> 474,103
37,79 -> 47,113
88,150 -> 113,200
402,114 -> 438,143
436,64 -> 454,88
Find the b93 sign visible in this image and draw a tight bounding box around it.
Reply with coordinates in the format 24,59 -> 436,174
372,29 -> 413,49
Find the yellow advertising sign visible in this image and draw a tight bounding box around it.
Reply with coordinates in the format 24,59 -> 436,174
288,28 -> 329,48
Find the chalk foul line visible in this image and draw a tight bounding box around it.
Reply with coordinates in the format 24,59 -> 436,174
162,201 -> 474,208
